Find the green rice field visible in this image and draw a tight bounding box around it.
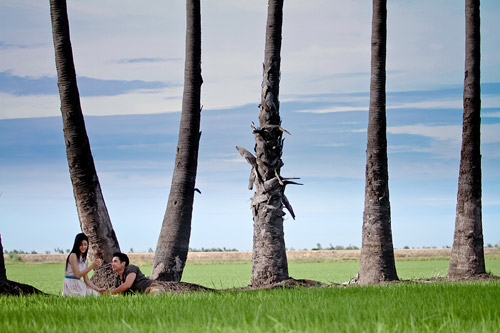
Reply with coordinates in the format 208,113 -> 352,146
2,259 -> 500,332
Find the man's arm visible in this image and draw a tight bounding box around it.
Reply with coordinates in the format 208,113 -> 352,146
112,273 -> 136,295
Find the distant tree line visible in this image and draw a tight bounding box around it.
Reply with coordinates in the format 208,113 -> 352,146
8,243 -> 499,256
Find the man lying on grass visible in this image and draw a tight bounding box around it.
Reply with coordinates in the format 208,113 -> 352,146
107,252 -> 207,295
109,252 -> 158,295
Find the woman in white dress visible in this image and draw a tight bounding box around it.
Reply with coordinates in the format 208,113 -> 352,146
62,233 -> 105,296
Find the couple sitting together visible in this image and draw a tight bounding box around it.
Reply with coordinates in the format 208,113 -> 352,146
62,233 -> 160,296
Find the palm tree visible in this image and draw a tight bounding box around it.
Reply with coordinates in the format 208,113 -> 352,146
1,234 -> 44,295
49,0 -> 120,286
236,0 -> 299,288
151,0 -> 202,282
448,0 -> 485,279
358,0 -> 398,285
0,235 -> 5,283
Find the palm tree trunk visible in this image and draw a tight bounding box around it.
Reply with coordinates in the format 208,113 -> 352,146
248,0 -> 289,287
151,0 -> 202,282
0,234 -> 46,295
0,234 -> 6,281
448,0 -> 485,279
49,0 -> 120,285
358,0 -> 398,285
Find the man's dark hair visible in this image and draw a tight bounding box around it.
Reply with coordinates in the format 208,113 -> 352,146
113,252 -> 129,267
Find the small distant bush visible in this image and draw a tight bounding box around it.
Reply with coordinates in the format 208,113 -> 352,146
7,252 -> 22,262
54,247 -> 65,254
312,243 -> 323,251
324,244 -> 359,251
189,247 -> 238,252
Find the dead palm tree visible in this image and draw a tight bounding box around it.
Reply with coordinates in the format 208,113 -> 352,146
49,0 -> 120,286
448,0 -> 485,279
237,0 -> 300,288
358,0 -> 398,285
151,0 -> 202,282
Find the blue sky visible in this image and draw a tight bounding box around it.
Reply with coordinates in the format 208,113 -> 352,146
1,0 -> 499,253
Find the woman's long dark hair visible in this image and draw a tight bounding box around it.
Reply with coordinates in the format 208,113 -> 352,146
65,233 -> 89,269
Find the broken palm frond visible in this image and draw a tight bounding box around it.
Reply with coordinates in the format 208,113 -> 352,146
282,194 -> 295,220
236,146 -> 257,168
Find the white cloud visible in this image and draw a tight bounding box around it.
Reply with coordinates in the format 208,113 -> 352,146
482,124 -> 500,144
484,200 -> 500,206
0,87 -> 184,120
3,0 -> 500,119
298,106 -> 368,114
388,124 -> 461,142
483,95 -> 500,109
0,93 -> 59,119
320,143 -> 346,148
388,123 -> 500,145
80,89 -> 183,117
297,98 -> 463,114
388,145 -> 434,154
389,99 -> 462,110
0,44 -> 55,78
483,112 -> 500,118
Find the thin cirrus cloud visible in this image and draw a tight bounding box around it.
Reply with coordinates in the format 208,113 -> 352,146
0,71 -> 177,97
0,41 -> 32,49
294,83 -> 500,114
115,57 -> 182,64
295,100 -> 461,114
386,123 -> 500,145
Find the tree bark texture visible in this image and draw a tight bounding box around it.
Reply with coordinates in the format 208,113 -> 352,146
151,0 -> 202,282
358,0 -> 398,285
49,0 -> 120,283
0,234 -> 6,281
449,0 -> 485,279
237,0 -> 291,288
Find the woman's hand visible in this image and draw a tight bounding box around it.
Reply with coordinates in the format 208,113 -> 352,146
97,287 -> 109,294
91,258 -> 102,269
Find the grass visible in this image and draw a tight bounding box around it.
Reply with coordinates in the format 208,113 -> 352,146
1,282 -> 500,332
3,259 -> 500,332
6,258 -> 500,294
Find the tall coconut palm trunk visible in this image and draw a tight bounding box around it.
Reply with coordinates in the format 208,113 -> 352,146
358,0 -> 398,285
49,0 -> 120,286
237,0 -> 299,288
151,0 -> 202,282
448,0 -> 485,279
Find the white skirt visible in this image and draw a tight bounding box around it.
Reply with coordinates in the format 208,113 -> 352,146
62,277 -> 99,296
